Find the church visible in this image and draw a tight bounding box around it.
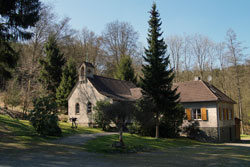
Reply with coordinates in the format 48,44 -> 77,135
67,61 -> 141,126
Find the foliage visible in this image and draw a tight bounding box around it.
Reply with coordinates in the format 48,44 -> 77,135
0,40 -> 19,80
84,133 -> 200,154
3,78 -> 21,109
129,99 -> 184,138
94,100 -> 135,145
0,0 -> 40,81
0,0 -> 41,41
114,55 -> 137,84
56,57 -> 77,111
39,35 -> 65,97
140,3 -> 180,138
93,100 -> 112,131
29,95 -> 61,137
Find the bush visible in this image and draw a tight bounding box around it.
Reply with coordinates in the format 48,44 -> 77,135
128,98 -> 185,138
29,95 -> 61,136
93,100 -> 111,131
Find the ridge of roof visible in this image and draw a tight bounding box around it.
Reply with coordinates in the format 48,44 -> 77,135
200,80 -> 219,101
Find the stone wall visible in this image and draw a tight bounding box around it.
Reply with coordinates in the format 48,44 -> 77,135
68,80 -> 108,126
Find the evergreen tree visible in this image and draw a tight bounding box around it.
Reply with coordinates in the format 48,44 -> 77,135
56,57 -> 77,111
114,55 -> 137,84
39,35 -> 65,97
0,0 -> 40,80
140,3 -> 180,138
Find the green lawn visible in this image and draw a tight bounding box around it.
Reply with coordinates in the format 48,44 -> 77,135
84,133 -> 203,153
0,114 -> 102,148
241,134 -> 250,140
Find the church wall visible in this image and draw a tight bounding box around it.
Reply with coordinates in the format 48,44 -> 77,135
68,80 -> 108,126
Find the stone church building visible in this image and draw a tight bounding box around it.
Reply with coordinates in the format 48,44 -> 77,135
67,62 -> 141,126
68,61 -> 238,142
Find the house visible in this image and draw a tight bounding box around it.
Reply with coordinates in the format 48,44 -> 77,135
68,61 -> 238,142
174,80 -> 237,142
67,62 -> 141,126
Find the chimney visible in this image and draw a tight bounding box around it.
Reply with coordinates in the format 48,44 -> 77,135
194,76 -> 201,81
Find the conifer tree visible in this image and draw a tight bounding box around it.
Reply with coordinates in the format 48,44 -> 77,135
140,3 -> 179,138
114,55 -> 137,84
0,0 -> 40,80
39,35 -> 65,97
56,57 -> 77,111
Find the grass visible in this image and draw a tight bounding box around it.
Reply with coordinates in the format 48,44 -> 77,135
84,133 -> 202,153
241,134 -> 250,139
0,114 -> 103,146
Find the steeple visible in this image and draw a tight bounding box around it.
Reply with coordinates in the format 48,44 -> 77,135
79,62 -> 94,83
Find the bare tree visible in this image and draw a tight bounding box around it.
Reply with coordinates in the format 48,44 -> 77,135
166,35 -> 183,82
102,20 -> 139,76
214,42 -> 228,92
77,27 -> 105,74
182,35 -> 193,81
191,35 -> 211,79
225,29 -> 246,134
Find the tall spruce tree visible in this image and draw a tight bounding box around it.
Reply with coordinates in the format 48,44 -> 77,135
56,57 -> 77,112
39,35 -> 65,97
0,0 -> 40,81
141,3 -> 179,138
114,55 -> 137,84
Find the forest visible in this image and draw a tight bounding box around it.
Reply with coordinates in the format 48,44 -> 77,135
0,3 -> 249,133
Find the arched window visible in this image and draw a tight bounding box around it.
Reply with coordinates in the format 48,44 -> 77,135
75,103 -> 80,114
87,102 -> 92,114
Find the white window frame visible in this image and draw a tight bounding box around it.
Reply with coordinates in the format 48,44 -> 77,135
192,108 -> 202,120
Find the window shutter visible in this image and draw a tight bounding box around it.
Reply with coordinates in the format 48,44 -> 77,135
231,110 -> 234,119
226,109 -> 229,120
223,108 -> 226,120
186,108 -> 192,121
201,108 -> 207,121
219,108 -> 222,120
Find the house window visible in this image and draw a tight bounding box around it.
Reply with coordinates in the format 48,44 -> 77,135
223,108 -> 226,120
75,103 -> 80,114
87,102 -> 92,114
192,109 -> 201,120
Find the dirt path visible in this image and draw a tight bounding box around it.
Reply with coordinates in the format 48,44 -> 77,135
0,133 -> 250,167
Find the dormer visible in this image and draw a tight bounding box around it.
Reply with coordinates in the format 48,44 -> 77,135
79,62 -> 94,83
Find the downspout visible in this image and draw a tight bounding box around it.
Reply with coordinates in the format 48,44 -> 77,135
217,102 -> 221,142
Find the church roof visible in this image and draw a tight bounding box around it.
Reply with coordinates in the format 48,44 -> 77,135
173,80 -> 236,104
88,75 -> 141,101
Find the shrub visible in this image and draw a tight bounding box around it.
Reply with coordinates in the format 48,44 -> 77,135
129,98 -> 185,138
93,100 -> 111,131
29,95 -> 61,136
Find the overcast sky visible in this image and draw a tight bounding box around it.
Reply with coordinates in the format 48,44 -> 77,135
41,0 -> 250,54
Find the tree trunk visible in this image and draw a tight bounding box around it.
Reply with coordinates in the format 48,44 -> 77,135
119,125 -> 124,145
155,114 -> 159,139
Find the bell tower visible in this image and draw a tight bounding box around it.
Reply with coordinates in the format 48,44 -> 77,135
79,62 -> 94,83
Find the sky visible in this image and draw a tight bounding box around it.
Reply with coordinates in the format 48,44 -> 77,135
40,0 -> 250,54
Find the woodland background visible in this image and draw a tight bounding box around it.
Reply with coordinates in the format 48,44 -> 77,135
0,4 -> 249,132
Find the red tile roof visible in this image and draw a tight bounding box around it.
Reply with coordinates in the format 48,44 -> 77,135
173,80 -> 236,104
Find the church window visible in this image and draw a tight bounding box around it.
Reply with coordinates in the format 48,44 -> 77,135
75,103 -> 80,114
